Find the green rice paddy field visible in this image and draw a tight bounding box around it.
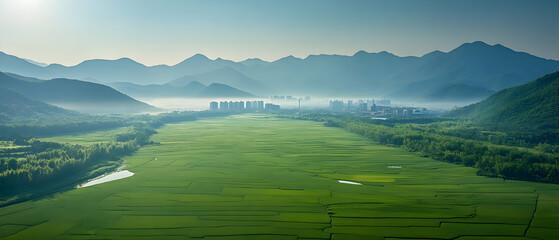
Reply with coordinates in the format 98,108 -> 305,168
1,114 -> 558,240
39,126 -> 131,145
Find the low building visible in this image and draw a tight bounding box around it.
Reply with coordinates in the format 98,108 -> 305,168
265,103 -> 280,110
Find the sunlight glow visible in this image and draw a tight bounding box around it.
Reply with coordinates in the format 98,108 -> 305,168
19,0 -> 41,7
1,0 -> 47,18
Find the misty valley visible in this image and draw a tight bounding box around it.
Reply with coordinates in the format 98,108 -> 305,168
1,1 -> 559,238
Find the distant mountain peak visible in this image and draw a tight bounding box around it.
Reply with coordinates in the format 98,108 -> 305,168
71,57 -> 147,70
116,57 -> 134,62
471,40 -> 490,45
448,41 -> 523,58
185,80 -> 206,88
115,57 -> 147,67
276,55 -> 302,63
190,53 -> 210,60
214,57 -> 236,64
240,58 -> 270,66
175,53 -> 211,66
455,41 -> 492,50
376,51 -> 396,57
421,50 -> 444,58
46,63 -> 66,68
353,50 -> 369,56
353,50 -> 397,58
243,57 -> 263,61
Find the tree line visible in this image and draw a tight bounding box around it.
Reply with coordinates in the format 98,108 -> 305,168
0,124 -> 151,189
0,111 -> 235,190
285,113 -> 559,184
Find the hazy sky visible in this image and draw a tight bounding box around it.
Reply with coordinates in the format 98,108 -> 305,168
1,0 -> 558,66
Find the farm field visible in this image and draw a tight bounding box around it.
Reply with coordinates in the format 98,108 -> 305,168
39,126 -> 131,145
0,114 -> 558,239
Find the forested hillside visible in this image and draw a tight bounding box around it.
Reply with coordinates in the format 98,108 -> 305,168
451,71 -> 559,130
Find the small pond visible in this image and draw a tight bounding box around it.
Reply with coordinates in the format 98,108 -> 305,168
77,169 -> 134,188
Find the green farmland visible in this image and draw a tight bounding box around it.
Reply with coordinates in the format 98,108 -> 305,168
1,114 -> 558,239
39,126 -> 131,146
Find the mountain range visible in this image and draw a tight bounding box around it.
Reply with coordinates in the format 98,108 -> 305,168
0,86 -> 79,124
0,72 -> 158,114
1,41 -> 559,102
108,80 -> 255,99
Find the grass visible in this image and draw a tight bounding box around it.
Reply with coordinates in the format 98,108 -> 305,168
0,114 -> 558,239
38,126 -> 131,145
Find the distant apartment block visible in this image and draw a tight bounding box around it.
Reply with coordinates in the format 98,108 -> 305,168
359,102 -> 368,112
329,100 -> 344,111
219,101 -> 229,111
211,100 -> 271,111
265,103 -> 280,110
210,101 -> 218,111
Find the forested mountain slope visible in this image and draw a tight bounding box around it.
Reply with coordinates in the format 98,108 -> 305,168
450,71 -> 559,130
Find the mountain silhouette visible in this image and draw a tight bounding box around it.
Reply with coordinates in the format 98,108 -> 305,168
191,67 -> 271,95
240,58 -> 270,66
0,72 -> 158,114
0,86 -> 79,123
109,79 -> 255,98
2,41 -> 558,101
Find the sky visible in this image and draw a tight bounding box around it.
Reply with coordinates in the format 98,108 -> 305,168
0,0 -> 558,66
